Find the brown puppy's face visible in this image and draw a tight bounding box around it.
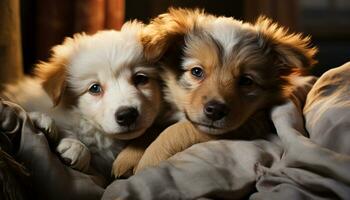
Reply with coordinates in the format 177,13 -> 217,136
163,33 -> 286,134
143,8 -> 317,135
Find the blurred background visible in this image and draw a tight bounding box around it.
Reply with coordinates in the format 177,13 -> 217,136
1,0 -> 350,84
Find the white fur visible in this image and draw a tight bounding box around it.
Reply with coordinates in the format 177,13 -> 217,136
2,21 -> 161,174
207,17 -> 242,56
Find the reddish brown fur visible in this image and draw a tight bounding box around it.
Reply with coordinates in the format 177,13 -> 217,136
148,9 -> 317,132
115,8 -> 318,175
34,37 -> 80,107
36,61 -> 67,106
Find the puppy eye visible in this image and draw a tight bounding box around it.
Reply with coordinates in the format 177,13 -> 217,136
133,73 -> 149,86
88,83 -> 103,95
191,66 -> 204,79
238,75 -> 254,86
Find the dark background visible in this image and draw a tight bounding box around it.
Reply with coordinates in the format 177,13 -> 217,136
21,0 -> 350,76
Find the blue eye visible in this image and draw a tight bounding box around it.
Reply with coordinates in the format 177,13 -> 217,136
191,67 -> 204,78
88,83 -> 102,94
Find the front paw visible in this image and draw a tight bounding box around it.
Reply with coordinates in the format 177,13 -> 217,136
28,112 -> 58,143
134,145 -> 171,174
135,121 -> 213,173
56,138 -> 91,172
112,146 -> 145,178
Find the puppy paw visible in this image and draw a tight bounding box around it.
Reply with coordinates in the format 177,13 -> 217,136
112,146 -> 145,178
134,121 -> 213,173
56,138 -> 91,172
28,112 -> 58,143
134,146 -> 171,174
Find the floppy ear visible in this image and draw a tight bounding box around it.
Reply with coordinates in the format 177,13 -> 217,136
35,36 -> 79,106
255,16 -> 318,74
36,61 -> 66,106
141,8 -> 204,62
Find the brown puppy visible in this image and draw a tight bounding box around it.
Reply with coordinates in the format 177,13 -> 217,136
113,8 -> 317,176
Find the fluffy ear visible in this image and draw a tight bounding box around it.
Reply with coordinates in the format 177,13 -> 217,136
36,60 -> 66,106
255,16 -> 318,73
141,8 -> 204,62
35,36 -> 80,106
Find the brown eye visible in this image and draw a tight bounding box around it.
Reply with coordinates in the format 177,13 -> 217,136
88,83 -> 103,95
238,75 -> 254,86
191,66 -> 204,78
133,73 -> 149,86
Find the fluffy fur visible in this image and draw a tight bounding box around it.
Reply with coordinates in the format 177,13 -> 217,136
2,21 -> 163,178
115,8 -> 317,175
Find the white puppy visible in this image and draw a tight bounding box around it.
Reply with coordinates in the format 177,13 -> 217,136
2,21 -> 162,176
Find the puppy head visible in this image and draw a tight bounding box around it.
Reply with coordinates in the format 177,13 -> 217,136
142,8 -> 317,135
36,21 -> 162,140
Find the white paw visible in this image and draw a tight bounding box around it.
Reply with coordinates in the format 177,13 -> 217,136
56,138 -> 91,172
28,112 -> 58,142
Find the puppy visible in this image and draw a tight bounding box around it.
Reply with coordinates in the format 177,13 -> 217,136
115,8 -> 317,175
2,21 -> 163,179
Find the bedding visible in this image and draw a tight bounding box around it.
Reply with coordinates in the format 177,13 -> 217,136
1,62 -> 349,200
102,62 -> 350,200
0,100 -> 105,199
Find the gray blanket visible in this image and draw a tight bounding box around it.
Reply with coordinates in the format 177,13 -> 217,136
0,100 -> 105,199
102,62 -> 350,200
1,62 -> 350,200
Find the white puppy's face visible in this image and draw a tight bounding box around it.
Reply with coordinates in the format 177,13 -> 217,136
70,61 -> 160,140
38,22 -> 161,140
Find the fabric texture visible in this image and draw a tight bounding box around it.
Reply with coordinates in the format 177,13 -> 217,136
1,62 -> 350,199
102,62 -> 350,200
0,99 -> 104,200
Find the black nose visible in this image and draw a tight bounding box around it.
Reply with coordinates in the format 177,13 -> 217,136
115,107 -> 139,126
204,101 -> 229,121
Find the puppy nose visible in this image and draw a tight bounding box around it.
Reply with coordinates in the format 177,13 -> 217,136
115,107 -> 139,126
204,101 -> 229,121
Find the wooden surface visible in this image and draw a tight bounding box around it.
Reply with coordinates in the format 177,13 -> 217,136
0,0 -> 23,84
